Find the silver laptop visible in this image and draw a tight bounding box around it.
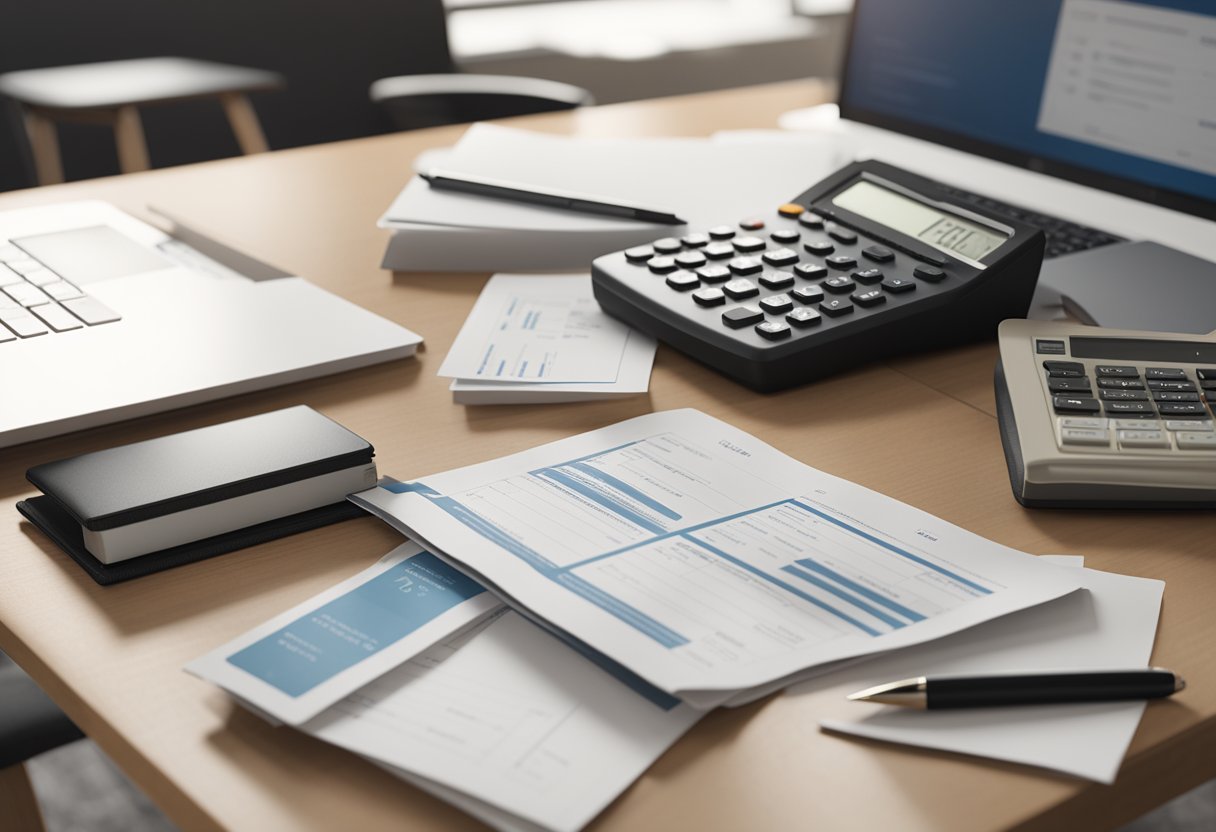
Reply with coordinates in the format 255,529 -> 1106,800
0,201 -> 421,448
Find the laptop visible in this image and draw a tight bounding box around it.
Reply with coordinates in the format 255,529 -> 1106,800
815,0 -> 1216,326
0,201 -> 421,448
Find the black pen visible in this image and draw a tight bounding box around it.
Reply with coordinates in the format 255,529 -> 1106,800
419,170 -> 687,225
847,668 -> 1185,709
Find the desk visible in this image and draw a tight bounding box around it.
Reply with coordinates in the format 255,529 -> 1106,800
0,80 -> 1213,832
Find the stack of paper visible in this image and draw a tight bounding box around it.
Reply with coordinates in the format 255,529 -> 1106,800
379,124 -> 841,272
440,273 -> 657,404
187,543 -> 701,832
351,409 -> 1086,708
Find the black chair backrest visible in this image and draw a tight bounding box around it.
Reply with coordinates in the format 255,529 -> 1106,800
3,0 -> 454,188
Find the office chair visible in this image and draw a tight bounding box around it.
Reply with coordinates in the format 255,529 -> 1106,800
371,73 -> 593,132
0,661 -> 85,832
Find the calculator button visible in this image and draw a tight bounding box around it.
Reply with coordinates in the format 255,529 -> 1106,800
760,294 -> 793,314
653,237 -> 682,254
721,305 -> 763,328
881,276 -> 916,293
1202,380 -> 1216,391
825,254 -> 857,270
1145,367 -> 1187,380
666,271 -> 700,291
794,263 -> 827,281
1177,432 -> 1216,450
762,248 -> 799,267
1117,430 -> 1169,449
739,218 -> 766,231
1059,417 -> 1107,429
728,257 -> 762,276
1112,419 -> 1161,431
1166,420 -> 1212,431
913,265 -> 946,283
771,228 -> 801,245
1044,361 -> 1086,377
1053,396 -> 1100,413
862,245 -> 895,263
692,287 -> 726,307
1153,391 -> 1201,402
823,276 -> 855,294
804,240 -> 834,256
648,256 -> 678,274
1049,377 -> 1093,393
704,242 -> 735,260
1095,365 -> 1138,378
1060,428 -> 1110,446
756,320 -> 791,340
625,246 -> 654,262
1100,389 -> 1147,401
798,213 -> 825,229
709,225 -> 736,240
852,268 -> 883,285
682,232 -> 710,248
733,236 -> 766,253
1105,401 -> 1155,416
675,251 -> 707,269
819,298 -> 854,317
792,285 -> 824,305
1157,402 -> 1208,416
787,307 -> 822,328
825,224 -> 857,244
1147,380 -> 1196,391
778,203 -> 805,218
1197,368 -> 1216,381
759,271 -> 795,290
852,289 -> 885,308
695,265 -> 731,284
1097,377 -> 1145,390
723,279 -> 759,299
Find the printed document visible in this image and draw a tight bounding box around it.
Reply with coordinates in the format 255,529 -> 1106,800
439,273 -> 655,387
352,409 -> 1083,706
818,559 -> 1164,783
186,543 -> 501,725
305,609 -> 701,832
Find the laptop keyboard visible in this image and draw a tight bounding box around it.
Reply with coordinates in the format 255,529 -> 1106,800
0,242 -> 121,341
935,184 -> 1127,259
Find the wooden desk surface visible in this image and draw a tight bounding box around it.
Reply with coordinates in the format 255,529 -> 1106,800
1,80 -> 1213,832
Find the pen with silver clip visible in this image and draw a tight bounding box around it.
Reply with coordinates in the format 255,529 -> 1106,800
847,668 -> 1185,709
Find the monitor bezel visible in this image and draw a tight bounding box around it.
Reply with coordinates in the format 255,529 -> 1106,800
836,0 -> 1216,223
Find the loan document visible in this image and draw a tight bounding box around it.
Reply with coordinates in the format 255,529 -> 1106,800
353,410 -> 1082,704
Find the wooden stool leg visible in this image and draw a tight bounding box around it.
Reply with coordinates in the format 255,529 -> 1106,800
22,109 -> 64,186
113,105 -> 151,173
0,763 -> 47,832
220,93 -> 270,154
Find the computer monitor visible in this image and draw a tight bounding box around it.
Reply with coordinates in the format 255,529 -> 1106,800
839,0 -> 1216,222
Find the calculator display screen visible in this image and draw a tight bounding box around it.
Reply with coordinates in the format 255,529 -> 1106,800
832,180 -> 1008,262
1070,337 -> 1216,364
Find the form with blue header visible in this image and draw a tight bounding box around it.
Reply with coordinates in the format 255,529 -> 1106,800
353,409 -> 1084,707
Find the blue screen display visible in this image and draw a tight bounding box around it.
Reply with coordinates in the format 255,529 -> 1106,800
842,0 -> 1216,207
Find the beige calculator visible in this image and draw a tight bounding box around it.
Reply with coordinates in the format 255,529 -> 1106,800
995,319 -> 1216,508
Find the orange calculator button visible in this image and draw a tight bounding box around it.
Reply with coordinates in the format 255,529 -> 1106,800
778,203 -> 805,218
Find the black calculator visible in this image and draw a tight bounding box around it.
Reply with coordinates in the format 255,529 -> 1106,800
591,160 -> 1046,392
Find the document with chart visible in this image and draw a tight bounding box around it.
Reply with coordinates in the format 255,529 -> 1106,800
352,409 -> 1084,706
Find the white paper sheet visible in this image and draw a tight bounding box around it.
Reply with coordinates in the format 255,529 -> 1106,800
185,542 -> 501,725
816,560 -> 1165,783
352,409 -> 1083,706
381,123 -> 839,235
438,273 -> 652,385
304,610 -> 701,832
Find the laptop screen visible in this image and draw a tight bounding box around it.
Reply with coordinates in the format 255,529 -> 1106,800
839,0 -> 1216,220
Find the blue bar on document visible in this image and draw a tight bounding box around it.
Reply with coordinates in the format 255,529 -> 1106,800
780,564 -> 904,630
566,462 -> 683,521
794,558 -> 926,622
536,467 -> 667,534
